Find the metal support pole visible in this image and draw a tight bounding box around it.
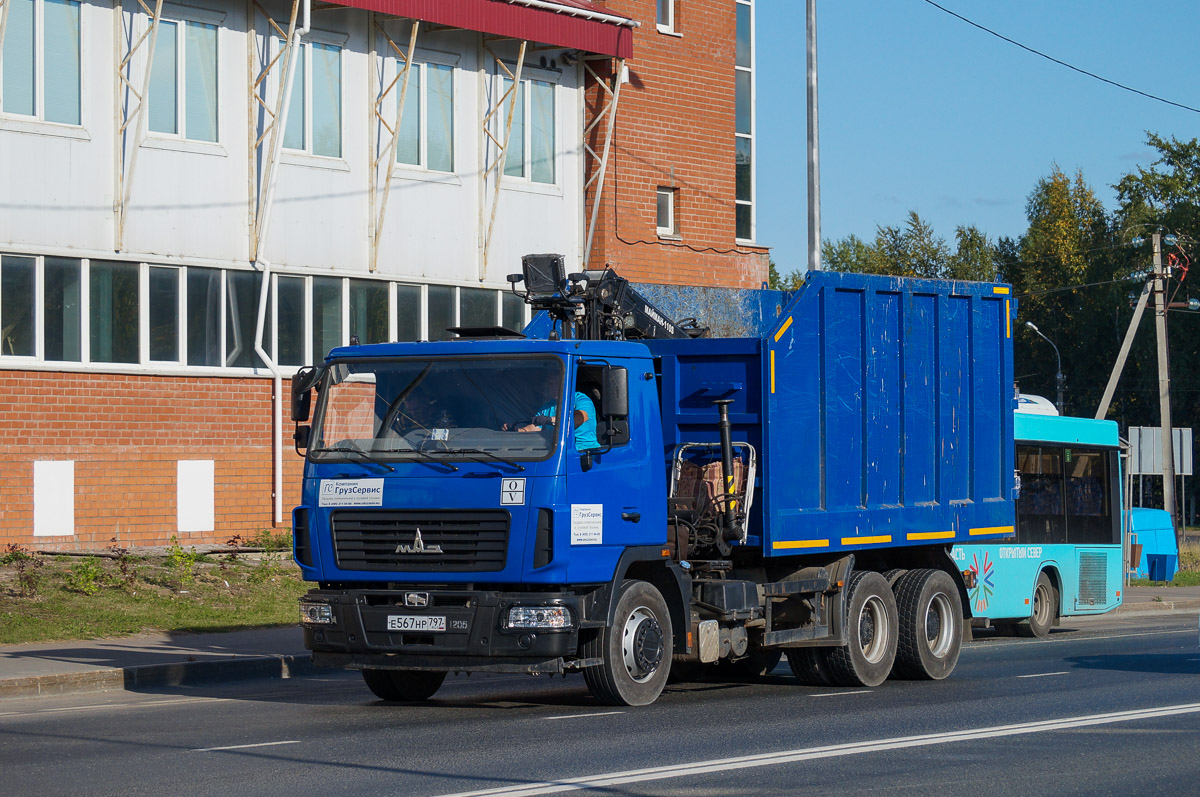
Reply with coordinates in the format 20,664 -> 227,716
1152,232 -> 1179,543
582,57 -> 625,269
480,40 -> 526,280
115,0 -> 166,250
805,0 -> 821,271
370,19 -> 420,272
1095,278 -> 1152,419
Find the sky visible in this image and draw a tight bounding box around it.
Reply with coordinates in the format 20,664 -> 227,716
755,0 -> 1199,276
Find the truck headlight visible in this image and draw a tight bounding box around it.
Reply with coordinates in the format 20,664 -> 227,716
506,606 -> 572,629
300,601 -> 335,625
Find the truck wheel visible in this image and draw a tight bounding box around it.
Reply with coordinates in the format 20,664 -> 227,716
361,668 -> 447,701
827,571 -> 898,687
1016,572 -> 1058,638
583,580 -> 673,706
892,569 -> 962,680
786,648 -> 835,686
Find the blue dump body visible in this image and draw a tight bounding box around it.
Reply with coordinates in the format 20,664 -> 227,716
647,270 -> 1017,555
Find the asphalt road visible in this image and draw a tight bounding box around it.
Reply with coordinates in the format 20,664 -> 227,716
2,612 -> 1198,797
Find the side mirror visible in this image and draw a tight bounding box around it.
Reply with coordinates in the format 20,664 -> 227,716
293,424 -> 311,454
601,366 -> 628,417
291,367 -> 314,422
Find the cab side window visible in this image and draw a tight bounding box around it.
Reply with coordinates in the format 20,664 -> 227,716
578,364 -> 630,448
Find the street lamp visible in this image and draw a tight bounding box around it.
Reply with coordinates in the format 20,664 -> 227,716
1025,321 -> 1065,414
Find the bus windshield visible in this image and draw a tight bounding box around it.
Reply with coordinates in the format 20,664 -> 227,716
310,356 -> 563,463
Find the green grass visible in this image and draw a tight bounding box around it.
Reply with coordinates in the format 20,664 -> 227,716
0,545 -> 307,646
1128,539 -> 1200,588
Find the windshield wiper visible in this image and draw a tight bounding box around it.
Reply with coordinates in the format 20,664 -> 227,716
437,448 -> 525,472
372,446 -> 459,472
311,444 -> 395,473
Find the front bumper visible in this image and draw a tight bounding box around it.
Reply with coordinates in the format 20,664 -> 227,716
301,587 -> 588,674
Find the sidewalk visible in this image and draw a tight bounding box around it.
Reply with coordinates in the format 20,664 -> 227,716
2,586 -> 1198,702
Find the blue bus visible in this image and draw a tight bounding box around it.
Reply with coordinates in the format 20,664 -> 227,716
952,407 -> 1126,636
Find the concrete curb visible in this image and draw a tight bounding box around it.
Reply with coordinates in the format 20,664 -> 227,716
0,654 -> 315,701
1114,599 -> 1200,615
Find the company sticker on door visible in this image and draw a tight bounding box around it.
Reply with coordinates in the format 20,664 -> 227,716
319,479 -> 384,507
571,504 -> 603,545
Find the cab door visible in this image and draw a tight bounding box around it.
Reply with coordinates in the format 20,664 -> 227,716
563,359 -> 666,582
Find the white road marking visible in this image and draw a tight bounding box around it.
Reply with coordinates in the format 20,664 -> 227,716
192,740 -> 301,752
544,711 -> 624,720
0,696 -> 228,718
971,628 -> 1195,650
1016,671 -> 1070,679
809,690 -> 872,697
434,702 -> 1200,797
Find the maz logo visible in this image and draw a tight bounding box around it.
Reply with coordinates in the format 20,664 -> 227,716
396,528 -> 443,555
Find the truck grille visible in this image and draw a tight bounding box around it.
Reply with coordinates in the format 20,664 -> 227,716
331,509 -> 510,572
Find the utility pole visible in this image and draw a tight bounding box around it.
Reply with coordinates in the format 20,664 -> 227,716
806,0 -> 821,271
1152,232 -> 1180,544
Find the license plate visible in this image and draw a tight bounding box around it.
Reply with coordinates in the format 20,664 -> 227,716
387,614 -> 446,632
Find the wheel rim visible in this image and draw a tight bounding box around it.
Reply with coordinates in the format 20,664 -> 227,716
924,592 -> 955,658
1032,582 -> 1051,626
858,595 -> 891,664
621,607 -> 663,683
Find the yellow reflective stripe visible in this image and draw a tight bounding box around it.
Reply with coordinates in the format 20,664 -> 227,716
1006,299 -> 1011,338
907,530 -> 956,541
842,535 -> 892,545
969,526 -> 1014,537
773,539 -> 829,550
773,315 -> 794,342
770,349 -> 776,394
992,286 -> 1011,295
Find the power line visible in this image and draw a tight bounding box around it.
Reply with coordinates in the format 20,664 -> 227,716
920,0 -> 1200,115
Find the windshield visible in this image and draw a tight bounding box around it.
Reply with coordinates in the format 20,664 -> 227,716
310,356 -> 563,463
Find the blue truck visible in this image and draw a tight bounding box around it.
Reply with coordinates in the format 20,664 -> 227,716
291,257 -> 1017,705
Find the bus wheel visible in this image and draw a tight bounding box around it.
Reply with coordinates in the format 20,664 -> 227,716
584,580 -> 673,706
1017,572 -> 1058,638
892,569 -> 962,680
361,669 -> 446,701
827,571 -> 898,687
787,648 -> 835,686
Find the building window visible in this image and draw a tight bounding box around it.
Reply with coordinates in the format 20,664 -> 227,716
274,275 -> 305,366
312,276 -> 342,358
735,0 -> 754,242
90,261 -> 139,364
656,0 -> 674,32
224,270 -> 264,368
1,0 -> 81,124
396,61 -> 454,172
656,187 -> 677,237
396,284 -> 421,341
460,287 -> 496,328
148,19 -> 218,141
43,257 -> 80,361
0,255 -> 35,356
283,40 -> 342,158
148,266 -> 180,362
501,76 -> 555,185
427,284 -> 455,340
187,267 -> 221,366
350,279 -> 388,344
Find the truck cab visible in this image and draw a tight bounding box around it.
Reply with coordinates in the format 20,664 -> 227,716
293,338 -> 674,700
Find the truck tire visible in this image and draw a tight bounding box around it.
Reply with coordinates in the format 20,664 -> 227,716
361,668 -> 447,701
786,648 -> 835,686
827,571 -> 898,687
583,580 -> 673,706
892,569 -> 962,680
1016,572 -> 1058,638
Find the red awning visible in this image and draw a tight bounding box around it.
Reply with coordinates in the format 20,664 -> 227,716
326,0 -> 635,59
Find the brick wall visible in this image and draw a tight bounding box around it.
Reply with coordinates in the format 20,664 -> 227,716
0,370 -> 302,551
587,0 -> 769,288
